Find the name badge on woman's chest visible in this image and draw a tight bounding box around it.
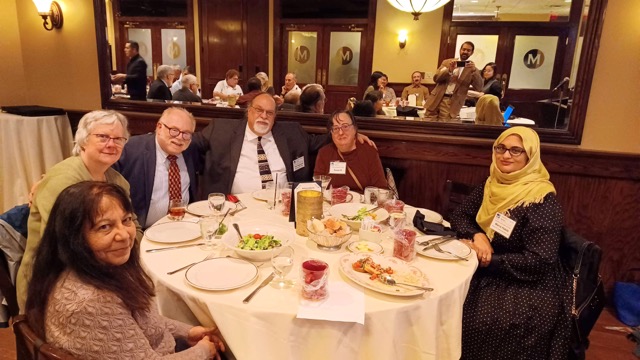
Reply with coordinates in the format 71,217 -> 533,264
329,161 -> 347,174
490,212 -> 516,239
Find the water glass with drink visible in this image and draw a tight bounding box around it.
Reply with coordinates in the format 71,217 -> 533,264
393,228 -> 417,262
301,259 -> 329,301
388,211 -> 407,231
377,189 -> 391,207
330,186 -> 353,205
208,193 -> 226,214
262,181 -> 276,209
384,199 -> 405,213
200,215 -> 223,251
271,246 -> 295,289
168,199 -> 187,221
280,182 -> 293,216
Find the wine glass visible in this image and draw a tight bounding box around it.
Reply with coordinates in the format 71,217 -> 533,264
271,246 -> 295,289
208,192 -> 226,214
200,215 -> 223,251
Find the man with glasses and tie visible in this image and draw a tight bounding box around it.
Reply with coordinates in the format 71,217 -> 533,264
193,92 -> 374,196
113,107 -> 201,228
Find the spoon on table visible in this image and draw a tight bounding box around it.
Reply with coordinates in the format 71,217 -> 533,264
233,223 -> 243,239
378,274 -> 433,292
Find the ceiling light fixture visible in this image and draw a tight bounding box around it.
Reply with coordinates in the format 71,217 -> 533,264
387,0 -> 452,21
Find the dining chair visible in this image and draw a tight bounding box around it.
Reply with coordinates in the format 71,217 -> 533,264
13,314 -> 77,360
441,180 -> 476,221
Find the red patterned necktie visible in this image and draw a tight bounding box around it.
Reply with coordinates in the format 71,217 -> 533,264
167,155 -> 181,201
257,136 -> 273,183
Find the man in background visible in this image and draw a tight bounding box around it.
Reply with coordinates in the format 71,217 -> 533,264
147,65 -> 174,101
111,41 -> 148,101
237,77 -> 263,107
424,41 -> 482,121
172,74 -> 202,103
401,71 -> 430,106
113,107 -> 201,228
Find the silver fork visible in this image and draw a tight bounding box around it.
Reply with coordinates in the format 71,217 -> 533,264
167,252 -> 217,275
433,243 -> 468,261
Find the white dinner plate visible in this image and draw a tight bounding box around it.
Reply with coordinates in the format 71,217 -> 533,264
252,189 -> 276,202
144,221 -> 201,244
185,257 -> 258,291
346,241 -> 384,255
186,200 -> 237,217
405,206 -> 444,224
416,238 -> 472,260
338,253 -> 429,296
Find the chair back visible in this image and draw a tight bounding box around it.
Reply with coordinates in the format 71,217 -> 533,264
441,180 -> 476,221
13,314 -> 77,360
385,168 -> 399,200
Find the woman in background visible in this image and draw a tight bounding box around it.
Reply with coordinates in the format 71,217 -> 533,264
255,72 -> 275,95
364,72 -> 396,104
314,111 -> 387,192
451,127 -> 571,359
26,181 -> 224,360
468,62 -> 503,100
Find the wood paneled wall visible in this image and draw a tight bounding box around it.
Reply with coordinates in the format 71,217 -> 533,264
69,106 -> 640,299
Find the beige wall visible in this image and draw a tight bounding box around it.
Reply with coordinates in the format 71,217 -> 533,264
372,1 -> 443,84
579,0 -> 640,153
0,0 -> 101,110
0,0 -> 28,105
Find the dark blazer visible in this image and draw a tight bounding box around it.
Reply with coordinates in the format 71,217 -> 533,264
191,118 -> 329,197
124,54 -> 147,101
172,88 -> 202,103
147,79 -> 172,101
112,133 -> 202,228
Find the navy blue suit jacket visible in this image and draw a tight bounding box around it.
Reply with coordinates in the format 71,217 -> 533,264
113,133 -> 202,228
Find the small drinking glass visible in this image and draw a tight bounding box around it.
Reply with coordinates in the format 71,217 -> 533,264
388,211 -> 407,231
271,246 -> 295,289
262,181 -> 276,209
330,186 -> 353,205
200,215 -> 223,251
377,189 -> 391,207
393,228 -> 417,262
168,199 -> 187,221
208,193 -> 226,214
279,182 -> 293,216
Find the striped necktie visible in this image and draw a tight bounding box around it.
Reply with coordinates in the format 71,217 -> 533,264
167,155 -> 182,201
257,136 -> 273,184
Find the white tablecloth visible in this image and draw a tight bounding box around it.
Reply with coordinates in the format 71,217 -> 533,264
0,113 -> 73,212
140,194 -> 477,360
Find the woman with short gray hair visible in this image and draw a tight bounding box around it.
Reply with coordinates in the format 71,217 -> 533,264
16,110 -> 141,311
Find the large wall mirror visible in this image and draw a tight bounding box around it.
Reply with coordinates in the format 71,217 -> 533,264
93,0 -> 607,144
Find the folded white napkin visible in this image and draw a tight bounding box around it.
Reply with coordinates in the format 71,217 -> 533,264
408,94 -> 417,107
296,281 -> 365,324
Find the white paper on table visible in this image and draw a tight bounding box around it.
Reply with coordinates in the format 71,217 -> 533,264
408,94 -> 417,107
296,281 -> 365,325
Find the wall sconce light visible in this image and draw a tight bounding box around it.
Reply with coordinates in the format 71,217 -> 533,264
398,31 -> 408,49
33,0 -> 63,31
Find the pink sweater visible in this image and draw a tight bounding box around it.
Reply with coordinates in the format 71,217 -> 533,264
45,271 -> 210,359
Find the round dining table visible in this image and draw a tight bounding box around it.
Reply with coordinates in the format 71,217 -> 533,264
140,193 -> 478,360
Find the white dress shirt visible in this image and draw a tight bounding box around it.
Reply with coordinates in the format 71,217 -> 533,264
231,125 -> 286,194
145,138 -> 190,228
213,80 -> 244,96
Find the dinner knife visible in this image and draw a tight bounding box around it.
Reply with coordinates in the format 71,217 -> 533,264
243,272 -> 275,304
422,238 -> 455,251
146,242 -> 205,253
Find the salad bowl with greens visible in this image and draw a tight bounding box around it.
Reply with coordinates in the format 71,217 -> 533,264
222,222 -> 293,261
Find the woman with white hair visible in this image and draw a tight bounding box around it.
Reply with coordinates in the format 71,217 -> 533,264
255,72 -> 275,95
16,110 -> 142,311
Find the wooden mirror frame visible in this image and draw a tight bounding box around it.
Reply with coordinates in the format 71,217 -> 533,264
93,0 -> 607,144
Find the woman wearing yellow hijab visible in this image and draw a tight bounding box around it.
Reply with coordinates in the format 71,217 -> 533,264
451,127 -> 571,359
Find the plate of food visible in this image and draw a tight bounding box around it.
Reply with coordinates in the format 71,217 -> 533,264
329,203 -> 389,231
416,238 -> 472,260
144,221 -> 201,243
221,221 -> 293,261
185,257 -> 258,291
338,253 -> 429,296
186,200 -> 237,217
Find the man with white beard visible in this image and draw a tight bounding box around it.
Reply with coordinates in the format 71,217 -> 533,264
192,93 -> 329,195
